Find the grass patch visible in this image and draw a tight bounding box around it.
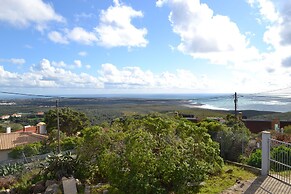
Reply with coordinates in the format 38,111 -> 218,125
194,164 -> 257,194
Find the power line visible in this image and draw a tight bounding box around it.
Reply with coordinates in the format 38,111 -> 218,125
247,85 -> 291,96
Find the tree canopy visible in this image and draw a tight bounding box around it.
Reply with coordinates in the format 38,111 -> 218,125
78,114 -> 223,193
199,115 -> 251,161
44,107 -> 90,136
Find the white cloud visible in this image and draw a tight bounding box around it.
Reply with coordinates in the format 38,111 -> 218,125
48,31 -> 68,44
282,56 -> 291,67
3,59 -> 289,93
99,63 -> 153,87
95,1 -> 148,48
157,0 -> 256,66
74,60 -> 82,68
0,58 -> 26,65
30,59 -> 103,88
48,27 -> 98,45
0,0 -> 64,30
155,0 -> 291,92
10,58 -> 26,65
66,27 -> 98,45
46,1 -> 147,48
78,51 -> 87,57
0,61 -> 213,91
249,0 -> 291,69
98,63 -> 210,90
0,59 -> 103,88
247,0 -> 280,23
279,1 -> 291,46
51,61 -> 67,68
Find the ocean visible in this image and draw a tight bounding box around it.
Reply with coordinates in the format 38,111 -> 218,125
44,93 -> 291,112
187,94 -> 291,113
0,93 -> 290,113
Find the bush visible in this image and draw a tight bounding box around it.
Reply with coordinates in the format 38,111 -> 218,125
41,152 -> 77,180
283,125 -> 291,134
246,145 -> 291,171
247,149 -> 261,168
8,142 -> 46,159
271,145 -> 291,171
61,136 -> 79,151
78,114 -> 223,193
199,118 -> 250,162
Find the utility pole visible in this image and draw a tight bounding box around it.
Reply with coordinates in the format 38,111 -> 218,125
234,92 -> 238,119
56,99 -> 61,154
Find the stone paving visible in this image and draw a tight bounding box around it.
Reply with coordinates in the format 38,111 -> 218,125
222,175 -> 291,194
245,175 -> 291,194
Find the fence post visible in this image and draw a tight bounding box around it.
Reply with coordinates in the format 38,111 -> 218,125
261,131 -> 270,175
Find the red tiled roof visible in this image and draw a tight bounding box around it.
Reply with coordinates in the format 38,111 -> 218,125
15,126 -> 37,133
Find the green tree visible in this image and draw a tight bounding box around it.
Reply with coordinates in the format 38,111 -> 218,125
44,107 -> 90,136
199,117 -> 250,161
78,114 -> 223,193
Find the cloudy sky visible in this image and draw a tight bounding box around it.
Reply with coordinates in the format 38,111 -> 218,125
0,0 -> 291,95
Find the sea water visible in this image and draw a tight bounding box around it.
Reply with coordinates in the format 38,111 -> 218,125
188,94 -> 291,113
1,93 -> 290,112
72,93 -> 291,112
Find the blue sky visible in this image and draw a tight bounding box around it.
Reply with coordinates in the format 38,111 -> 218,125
0,0 -> 291,95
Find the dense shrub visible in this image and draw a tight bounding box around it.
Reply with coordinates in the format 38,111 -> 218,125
8,135 -> 80,160
61,136 -> 79,151
45,107 -> 90,136
199,117 -> 250,161
246,145 -> 291,171
49,135 -> 80,152
8,142 -> 45,159
271,145 -> 291,171
78,114 -> 223,193
40,152 -> 77,180
283,125 -> 291,134
247,149 -> 262,168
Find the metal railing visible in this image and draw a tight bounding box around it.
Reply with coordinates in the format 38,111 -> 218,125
269,138 -> 291,185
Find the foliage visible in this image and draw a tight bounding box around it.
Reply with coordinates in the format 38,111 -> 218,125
271,145 -> 291,171
61,136 -> 79,151
283,125 -> 291,134
45,107 -> 90,136
49,133 -> 80,152
247,149 -> 262,168
8,142 -> 46,159
199,116 -> 251,161
0,163 -> 24,177
41,152 -> 77,180
0,123 -> 23,133
10,168 -> 44,194
8,135 -> 80,160
195,164 -> 256,194
0,125 -> 4,133
78,114 -> 223,193
246,145 -> 291,170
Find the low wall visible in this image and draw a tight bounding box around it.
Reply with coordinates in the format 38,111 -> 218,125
225,160 -> 261,175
